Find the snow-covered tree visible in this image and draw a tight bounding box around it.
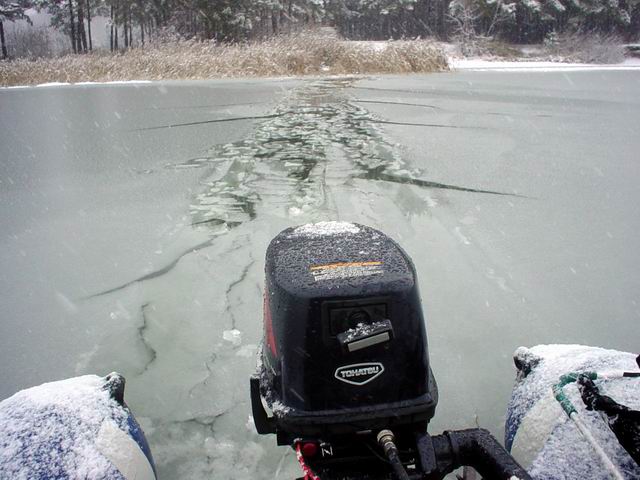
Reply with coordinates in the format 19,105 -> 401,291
504,0 -> 635,41
7,0 -> 638,56
0,0 -> 32,58
34,0 -> 99,53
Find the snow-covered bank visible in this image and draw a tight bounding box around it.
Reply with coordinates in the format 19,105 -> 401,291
451,57 -> 640,72
2,80 -> 152,89
29,80 -> 152,88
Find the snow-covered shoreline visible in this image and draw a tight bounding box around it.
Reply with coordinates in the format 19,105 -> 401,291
1,80 -> 154,89
3,55 -> 639,90
451,57 -> 640,72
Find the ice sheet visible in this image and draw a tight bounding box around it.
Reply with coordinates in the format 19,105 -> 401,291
1,73 -> 640,478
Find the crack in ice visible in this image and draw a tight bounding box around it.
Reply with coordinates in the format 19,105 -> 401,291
86,238 -> 216,298
352,99 -> 441,110
369,118 -> 487,129
356,171 -> 528,197
187,352 -> 218,397
135,113 -> 284,131
135,303 -> 158,376
226,255 -> 256,331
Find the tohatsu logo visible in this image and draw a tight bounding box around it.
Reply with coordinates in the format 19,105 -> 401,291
334,362 -> 384,386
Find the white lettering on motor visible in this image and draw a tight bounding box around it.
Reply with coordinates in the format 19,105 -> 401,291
334,363 -> 385,386
339,366 -> 380,378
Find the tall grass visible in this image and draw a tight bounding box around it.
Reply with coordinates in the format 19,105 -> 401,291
0,32 -> 448,86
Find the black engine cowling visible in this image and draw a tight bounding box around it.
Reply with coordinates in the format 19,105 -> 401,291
251,222 -> 438,442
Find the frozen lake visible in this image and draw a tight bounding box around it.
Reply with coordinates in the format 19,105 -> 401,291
1,71 -> 639,478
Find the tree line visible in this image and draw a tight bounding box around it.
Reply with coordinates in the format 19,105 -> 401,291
1,0 -> 638,59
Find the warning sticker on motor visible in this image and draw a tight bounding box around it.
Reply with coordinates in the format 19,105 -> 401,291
309,261 -> 383,282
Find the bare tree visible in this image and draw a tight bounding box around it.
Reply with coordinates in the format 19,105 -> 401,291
85,0 -> 91,50
449,0 -> 482,55
0,15 -> 6,58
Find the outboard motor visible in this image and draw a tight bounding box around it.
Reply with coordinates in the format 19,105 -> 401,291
251,222 -> 531,480
254,221 -> 437,440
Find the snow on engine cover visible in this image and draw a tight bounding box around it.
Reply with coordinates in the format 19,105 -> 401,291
253,221 -> 438,440
0,373 -> 156,480
506,344 -> 640,479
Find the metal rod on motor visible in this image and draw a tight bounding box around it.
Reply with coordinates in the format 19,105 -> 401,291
377,430 -> 410,480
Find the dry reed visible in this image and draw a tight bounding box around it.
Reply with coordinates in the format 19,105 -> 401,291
0,32 -> 449,86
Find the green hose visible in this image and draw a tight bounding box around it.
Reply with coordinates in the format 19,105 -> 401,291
552,371 -> 598,416
552,370 -> 625,480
